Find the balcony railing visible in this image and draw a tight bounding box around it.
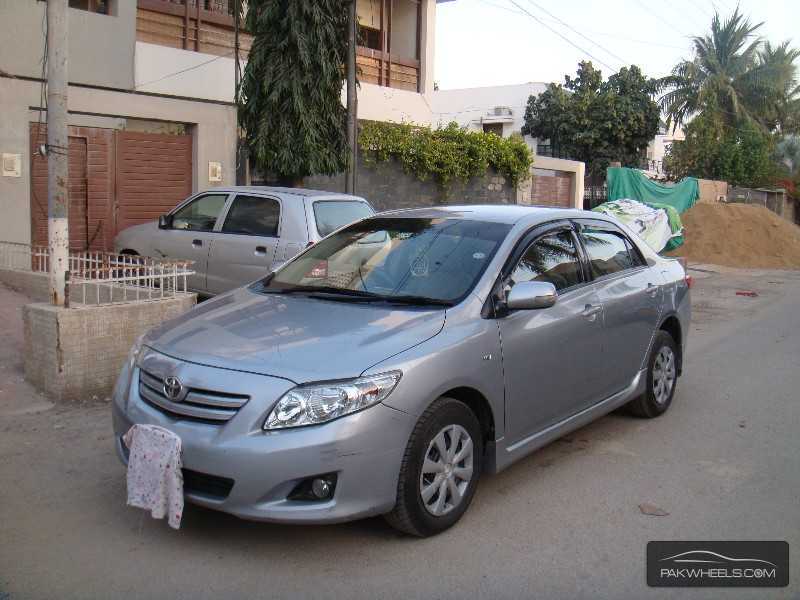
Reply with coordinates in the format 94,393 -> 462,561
356,48 -> 419,92
137,0 -> 251,59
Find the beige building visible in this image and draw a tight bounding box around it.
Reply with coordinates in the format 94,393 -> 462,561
0,0 -> 442,249
433,82 -> 585,209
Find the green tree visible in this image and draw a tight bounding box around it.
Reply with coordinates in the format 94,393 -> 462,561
522,61 -> 660,178
663,112 -> 777,187
657,9 -> 800,132
239,0 -> 350,184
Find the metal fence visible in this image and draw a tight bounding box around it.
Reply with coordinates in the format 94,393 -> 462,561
0,241 -> 195,307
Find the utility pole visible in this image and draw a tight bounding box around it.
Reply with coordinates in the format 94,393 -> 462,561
46,0 -> 69,306
345,0 -> 357,194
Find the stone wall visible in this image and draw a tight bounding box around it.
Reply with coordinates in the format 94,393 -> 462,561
22,295 -> 196,402
303,154 -> 515,210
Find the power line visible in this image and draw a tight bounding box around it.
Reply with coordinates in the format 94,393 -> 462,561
507,0 -> 617,71
633,0 -> 688,38
134,50 -> 236,90
521,0 -> 630,67
475,0 -> 688,51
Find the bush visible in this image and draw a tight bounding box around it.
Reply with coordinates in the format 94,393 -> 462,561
358,121 -> 533,187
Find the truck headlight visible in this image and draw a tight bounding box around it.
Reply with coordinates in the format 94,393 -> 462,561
264,371 -> 402,430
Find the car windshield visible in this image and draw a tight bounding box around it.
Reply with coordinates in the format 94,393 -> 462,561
313,200 -> 374,237
257,217 -> 511,304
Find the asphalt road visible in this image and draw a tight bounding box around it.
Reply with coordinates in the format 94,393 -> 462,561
1,265 -> 798,600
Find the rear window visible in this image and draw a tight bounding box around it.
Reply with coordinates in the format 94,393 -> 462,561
579,228 -> 642,277
313,200 -> 374,237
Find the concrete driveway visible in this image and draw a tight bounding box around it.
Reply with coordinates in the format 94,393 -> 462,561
1,266 -> 798,599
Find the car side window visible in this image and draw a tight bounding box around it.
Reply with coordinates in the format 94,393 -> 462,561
511,230 -> 583,292
579,227 -> 642,278
171,194 -> 228,231
222,195 -> 280,237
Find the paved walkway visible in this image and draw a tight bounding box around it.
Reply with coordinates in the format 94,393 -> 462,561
0,283 -> 53,418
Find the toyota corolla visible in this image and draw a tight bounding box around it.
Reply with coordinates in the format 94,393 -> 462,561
112,205 -> 690,536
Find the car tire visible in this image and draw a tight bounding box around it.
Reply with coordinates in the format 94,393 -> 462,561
384,397 -> 483,537
628,330 -> 679,418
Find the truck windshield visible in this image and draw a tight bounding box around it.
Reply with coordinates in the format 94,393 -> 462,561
313,200 -> 374,237
257,217 -> 511,304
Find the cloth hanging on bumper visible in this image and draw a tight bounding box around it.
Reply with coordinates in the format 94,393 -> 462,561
123,424 -> 184,529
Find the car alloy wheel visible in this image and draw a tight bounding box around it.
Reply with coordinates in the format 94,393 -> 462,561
419,424 -> 474,516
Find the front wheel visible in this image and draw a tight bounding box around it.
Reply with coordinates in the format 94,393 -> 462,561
385,398 -> 483,537
628,330 -> 679,418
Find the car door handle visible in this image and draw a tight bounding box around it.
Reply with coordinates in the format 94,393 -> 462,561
646,283 -> 659,297
254,245 -> 267,256
192,239 -> 203,248
582,304 -> 602,321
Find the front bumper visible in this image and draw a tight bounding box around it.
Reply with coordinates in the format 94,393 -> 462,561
112,355 -> 415,524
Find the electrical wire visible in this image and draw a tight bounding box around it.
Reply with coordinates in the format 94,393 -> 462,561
507,0 -> 617,71
520,0 -> 630,67
633,0 -> 688,38
476,0 -> 690,51
134,50 -> 236,90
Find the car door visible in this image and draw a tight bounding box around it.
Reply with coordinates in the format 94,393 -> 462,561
153,192 -> 230,292
575,219 -> 664,398
205,193 -> 281,294
498,223 -> 606,445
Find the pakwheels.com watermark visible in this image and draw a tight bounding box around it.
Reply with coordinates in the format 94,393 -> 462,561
647,541 -> 789,587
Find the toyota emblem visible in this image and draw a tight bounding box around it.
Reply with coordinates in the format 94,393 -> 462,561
163,376 -> 183,401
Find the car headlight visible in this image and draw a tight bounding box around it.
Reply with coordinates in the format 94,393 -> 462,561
264,371 -> 402,430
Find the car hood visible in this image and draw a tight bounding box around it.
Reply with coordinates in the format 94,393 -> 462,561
145,286 -> 446,383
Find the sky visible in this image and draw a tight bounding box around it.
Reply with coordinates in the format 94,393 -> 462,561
434,0 -> 800,89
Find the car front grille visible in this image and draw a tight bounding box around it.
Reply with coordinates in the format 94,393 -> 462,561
138,368 -> 249,424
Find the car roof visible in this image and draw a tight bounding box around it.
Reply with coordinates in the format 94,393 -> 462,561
374,204 -> 598,226
208,186 -> 368,201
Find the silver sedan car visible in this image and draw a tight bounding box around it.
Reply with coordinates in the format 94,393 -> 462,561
112,205 -> 691,536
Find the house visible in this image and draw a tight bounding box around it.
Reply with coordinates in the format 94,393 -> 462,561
644,122 -> 685,178
433,82 -> 585,209
0,0 -> 442,251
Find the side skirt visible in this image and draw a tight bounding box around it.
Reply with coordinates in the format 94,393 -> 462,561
485,369 -> 647,474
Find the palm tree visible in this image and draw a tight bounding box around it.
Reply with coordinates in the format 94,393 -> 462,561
658,9 -> 799,132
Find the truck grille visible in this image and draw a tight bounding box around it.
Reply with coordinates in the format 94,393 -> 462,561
138,368 -> 249,423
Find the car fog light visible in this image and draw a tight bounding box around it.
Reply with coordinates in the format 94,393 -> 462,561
288,473 -> 338,501
311,478 -> 331,499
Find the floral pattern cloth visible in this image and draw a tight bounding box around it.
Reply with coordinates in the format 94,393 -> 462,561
123,424 -> 184,529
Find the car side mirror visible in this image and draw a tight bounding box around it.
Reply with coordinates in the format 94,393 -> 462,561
506,281 -> 558,310
158,214 -> 173,229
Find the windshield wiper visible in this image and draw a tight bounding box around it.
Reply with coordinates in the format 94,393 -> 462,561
379,295 -> 453,307
262,285 -> 452,307
263,285 -> 381,299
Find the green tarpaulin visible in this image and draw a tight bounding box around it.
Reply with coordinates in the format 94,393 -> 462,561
607,167 -> 699,214
595,167 -> 700,252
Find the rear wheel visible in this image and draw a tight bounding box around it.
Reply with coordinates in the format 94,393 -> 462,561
628,330 -> 678,418
385,398 -> 483,537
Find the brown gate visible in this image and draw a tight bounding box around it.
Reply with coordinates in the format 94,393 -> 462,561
115,130 -> 193,232
29,126 -> 192,251
30,123 -> 89,251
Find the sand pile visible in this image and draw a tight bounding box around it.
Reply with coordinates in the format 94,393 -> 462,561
667,202 -> 800,268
